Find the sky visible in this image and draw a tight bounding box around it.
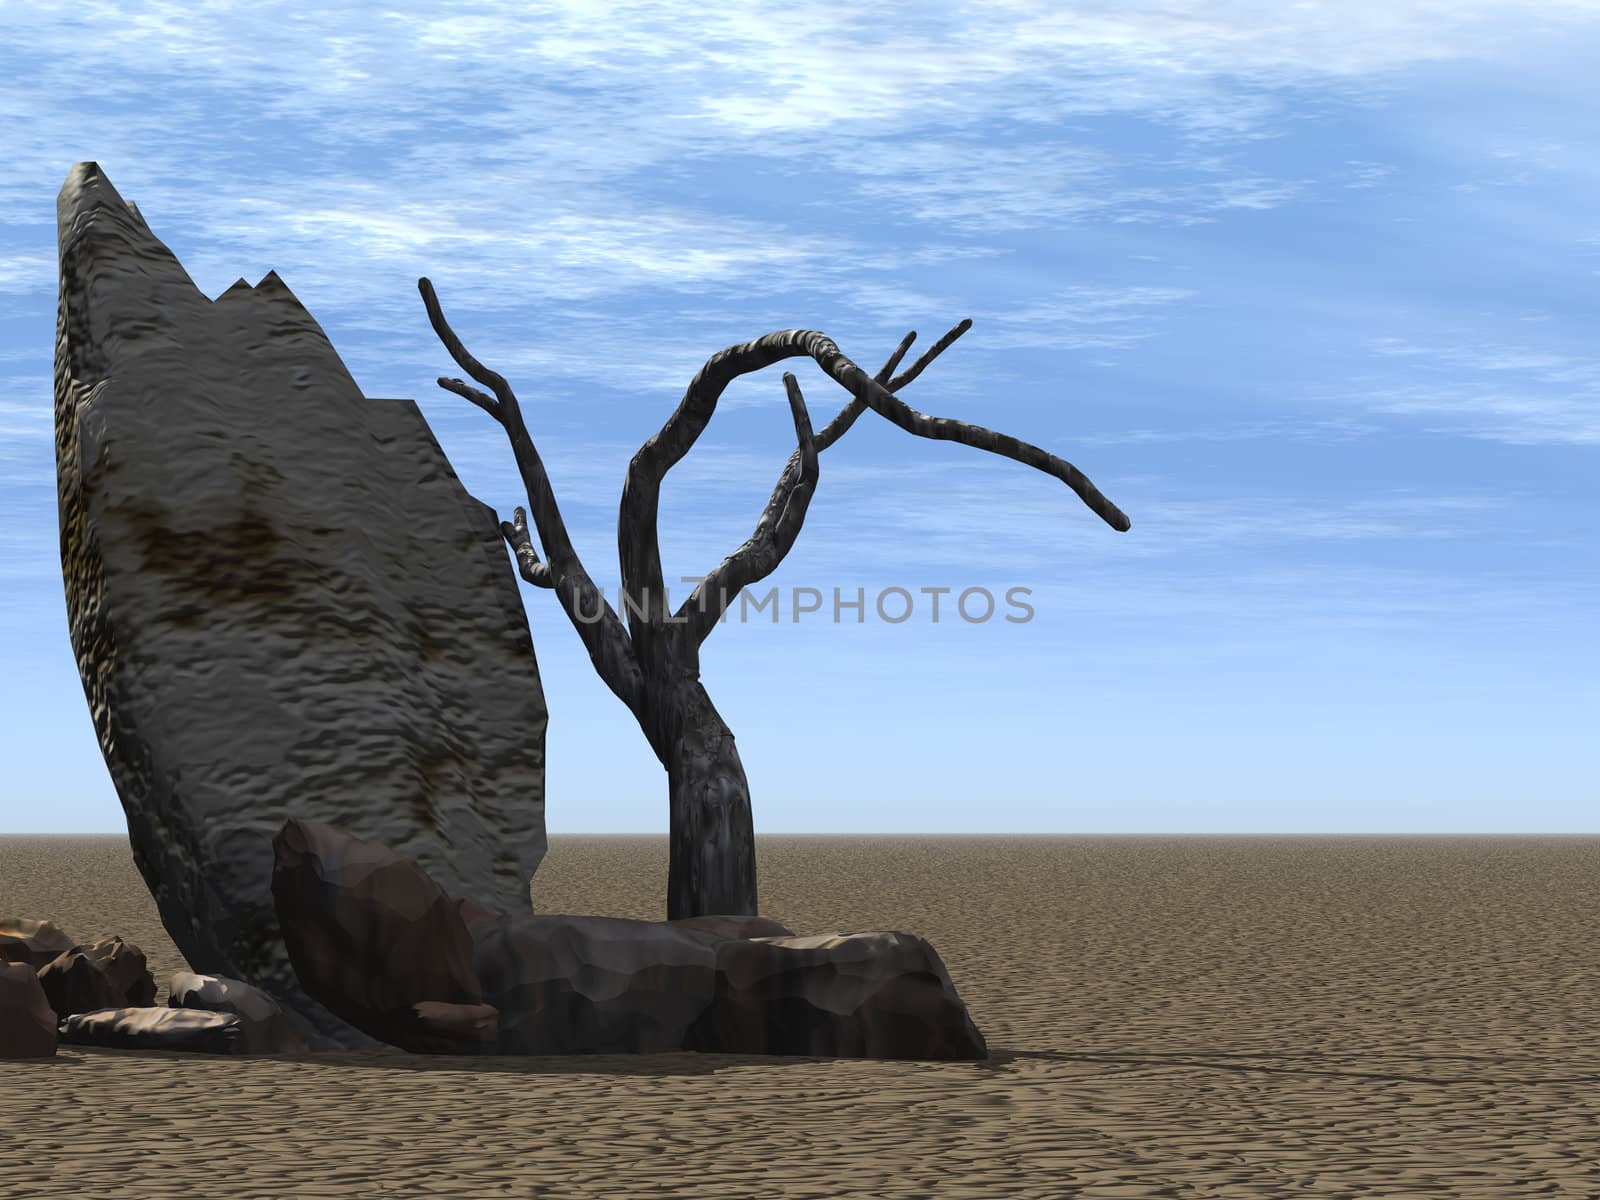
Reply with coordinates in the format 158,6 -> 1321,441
1,1 -> 1596,835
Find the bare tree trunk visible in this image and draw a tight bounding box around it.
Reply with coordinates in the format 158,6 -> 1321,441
653,676 -> 756,918
629,624 -> 756,918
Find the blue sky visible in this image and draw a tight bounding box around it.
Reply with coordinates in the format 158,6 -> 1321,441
1,2 -> 1596,835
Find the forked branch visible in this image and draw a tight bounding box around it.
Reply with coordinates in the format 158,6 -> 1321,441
422,275 -> 1130,684
677,325 -> 941,641
659,322 -> 1130,644
418,277 -> 645,715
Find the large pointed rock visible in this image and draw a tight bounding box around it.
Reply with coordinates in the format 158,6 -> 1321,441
53,162 -> 550,1049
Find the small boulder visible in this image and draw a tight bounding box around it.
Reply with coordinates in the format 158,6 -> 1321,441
272,817 -> 486,1054
0,961 -> 58,1058
38,937 -> 156,1017
685,931 -> 989,1060
59,1007 -> 242,1054
168,972 -> 313,1055
0,918 -> 77,970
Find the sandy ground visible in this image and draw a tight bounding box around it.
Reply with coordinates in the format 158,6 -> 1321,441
2,833 -> 1599,1199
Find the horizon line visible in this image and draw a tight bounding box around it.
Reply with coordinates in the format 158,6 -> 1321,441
5,829 -> 1599,838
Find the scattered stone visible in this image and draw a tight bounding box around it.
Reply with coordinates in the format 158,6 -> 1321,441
59,1007 -> 242,1054
0,917 -> 77,970
37,936 -> 156,1018
52,161 -> 549,1050
0,961 -> 58,1058
168,972 -> 314,1055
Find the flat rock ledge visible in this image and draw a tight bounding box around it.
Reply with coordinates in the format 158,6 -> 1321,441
274,818 -> 988,1061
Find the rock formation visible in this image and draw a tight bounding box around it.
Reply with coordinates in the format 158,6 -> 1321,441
52,162 -> 550,1049
275,818 -> 988,1060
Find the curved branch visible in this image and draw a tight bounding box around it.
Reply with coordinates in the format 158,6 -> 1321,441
436,376 -> 499,418
817,338 -> 1132,533
813,327 -> 917,452
680,373 -> 820,641
418,277 -> 645,715
675,328 -> 939,641
625,322 -> 1031,637
666,318 -> 1126,644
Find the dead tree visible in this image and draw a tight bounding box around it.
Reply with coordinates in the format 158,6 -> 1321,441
418,277 -> 1130,919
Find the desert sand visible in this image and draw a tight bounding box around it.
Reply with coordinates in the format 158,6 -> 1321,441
2,832 -> 1598,1199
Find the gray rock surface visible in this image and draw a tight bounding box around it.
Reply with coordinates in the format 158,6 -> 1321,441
0,917 -> 76,970
37,936 -> 156,1017
59,1007 -> 243,1054
168,972 -> 314,1054
0,962 -> 58,1058
53,161 -> 549,1049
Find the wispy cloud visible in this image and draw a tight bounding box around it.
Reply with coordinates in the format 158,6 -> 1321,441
0,253 -> 55,294
1077,415 -> 1383,446
1363,336 -> 1600,444
1341,160 -> 1394,190
1365,385 -> 1600,445
973,286 -> 1195,351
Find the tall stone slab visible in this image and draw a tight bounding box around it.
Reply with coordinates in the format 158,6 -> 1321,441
53,162 -> 549,1049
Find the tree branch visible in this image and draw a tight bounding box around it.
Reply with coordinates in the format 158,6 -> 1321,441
679,374 -> 820,640
418,277 -> 645,715
499,506 -> 553,588
817,335 -> 1133,534
436,376 -> 499,418
669,317 -> 1129,644
675,327 -> 941,641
